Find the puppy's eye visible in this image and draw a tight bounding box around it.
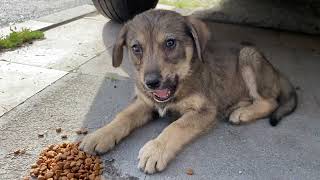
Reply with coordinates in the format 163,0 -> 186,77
131,44 -> 142,54
165,38 -> 176,49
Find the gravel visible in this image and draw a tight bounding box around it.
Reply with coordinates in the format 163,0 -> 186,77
0,0 -> 92,28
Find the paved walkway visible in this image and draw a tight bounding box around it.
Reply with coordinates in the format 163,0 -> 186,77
0,6 -> 320,180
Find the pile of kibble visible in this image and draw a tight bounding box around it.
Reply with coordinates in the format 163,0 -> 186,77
26,142 -> 103,180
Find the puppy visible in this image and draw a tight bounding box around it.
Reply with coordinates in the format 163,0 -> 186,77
80,9 -> 297,174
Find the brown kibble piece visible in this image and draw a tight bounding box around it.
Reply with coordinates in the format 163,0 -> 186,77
85,158 -> 93,165
56,128 -> 62,133
40,165 -> 47,171
61,134 -> 68,139
38,133 -> 44,138
33,168 -> 39,175
76,128 -> 88,135
13,149 -> 26,155
70,161 -> 77,167
88,173 -> 95,180
28,142 -> 103,179
38,175 -> 45,180
46,151 -> 56,158
93,163 -> 100,171
45,171 -> 54,178
81,128 -> 88,134
13,149 -> 20,155
67,173 -> 74,178
22,176 -> 30,180
186,168 -> 193,175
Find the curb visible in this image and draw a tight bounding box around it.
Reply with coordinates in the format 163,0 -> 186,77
0,5 -> 97,36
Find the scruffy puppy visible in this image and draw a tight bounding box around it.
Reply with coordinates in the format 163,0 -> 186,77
80,9 -> 297,174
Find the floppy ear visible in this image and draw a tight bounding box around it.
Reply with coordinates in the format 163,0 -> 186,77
112,25 -> 127,67
185,17 -> 210,62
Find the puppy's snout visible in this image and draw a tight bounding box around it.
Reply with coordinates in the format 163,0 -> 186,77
144,72 -> 162,90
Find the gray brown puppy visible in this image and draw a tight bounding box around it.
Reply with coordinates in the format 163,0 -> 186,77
80,9 -> 297,174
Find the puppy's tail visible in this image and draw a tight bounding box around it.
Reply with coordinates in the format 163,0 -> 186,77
269,75 -> 297,126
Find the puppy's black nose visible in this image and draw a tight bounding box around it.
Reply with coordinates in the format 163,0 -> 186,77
144,72 -> 161,90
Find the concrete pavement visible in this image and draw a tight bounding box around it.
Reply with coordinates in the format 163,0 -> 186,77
1,6 -> 320,180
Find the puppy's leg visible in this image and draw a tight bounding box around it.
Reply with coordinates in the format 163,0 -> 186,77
138,108 -> 216,174
230,47 -> 279,124
80,98 -> 154,154
230,98 -> 278,124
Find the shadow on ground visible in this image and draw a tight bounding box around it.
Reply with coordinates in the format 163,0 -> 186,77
193,0 -> 320,34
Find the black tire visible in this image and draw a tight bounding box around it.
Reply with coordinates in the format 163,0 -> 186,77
92,0 -> 159,23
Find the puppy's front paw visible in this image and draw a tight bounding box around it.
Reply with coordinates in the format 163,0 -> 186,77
229,108 -> 252,124
138,139 -> 171,174
79,128 -> 116,155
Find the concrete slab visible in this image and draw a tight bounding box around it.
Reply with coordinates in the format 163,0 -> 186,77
0,72 -> 134,179
37,5 -> 96,24
0,60 -> 67,118
77,50 -> 129,78
0,20 -> 53,37
0,17 -> 106,72
1,20 -> 320,180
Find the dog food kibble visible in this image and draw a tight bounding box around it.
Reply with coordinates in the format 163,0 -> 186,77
81,129 -> 88,135
185,168 -> 194,175
55,128 -> 62,133
29,142 -> 103,180
76,128 -> 89,135
13,149 -> 26,156
61,134 -> 68,139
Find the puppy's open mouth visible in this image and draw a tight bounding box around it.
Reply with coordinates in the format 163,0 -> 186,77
152,88 -> 174,102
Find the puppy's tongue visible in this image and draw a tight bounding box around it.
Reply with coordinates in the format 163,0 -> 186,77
153,89 -> 170,98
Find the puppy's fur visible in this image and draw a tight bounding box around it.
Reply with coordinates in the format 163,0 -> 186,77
80,10 -> 297,174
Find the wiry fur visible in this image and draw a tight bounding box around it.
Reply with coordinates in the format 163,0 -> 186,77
80,10 -> 297,174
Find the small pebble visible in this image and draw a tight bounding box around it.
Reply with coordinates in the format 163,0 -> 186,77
239,170 -> 243,174
38,133 -> 44,138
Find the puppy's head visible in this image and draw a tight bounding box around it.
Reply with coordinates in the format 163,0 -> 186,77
112,10 -> 209,103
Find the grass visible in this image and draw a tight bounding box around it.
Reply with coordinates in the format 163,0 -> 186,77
0,28 -> 44,50
159,0 -> 213,8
